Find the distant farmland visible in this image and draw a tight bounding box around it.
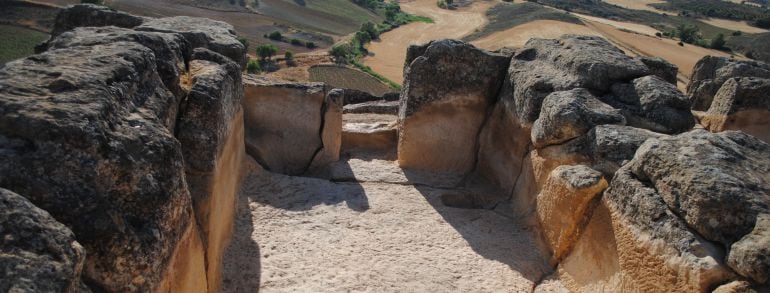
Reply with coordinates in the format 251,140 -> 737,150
309,65 -> 393,96
0,25 -> 48,65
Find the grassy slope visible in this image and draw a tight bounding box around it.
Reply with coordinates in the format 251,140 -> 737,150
309,65 -> 393,95
535,0 -> 732,39
256,0 -> 384,36
463,2 -> 582,41
0,25 -> 48,65
728,32 -> 770,62
650,0 -> 770,22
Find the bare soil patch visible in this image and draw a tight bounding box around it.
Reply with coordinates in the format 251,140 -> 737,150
472,20 -> 600,51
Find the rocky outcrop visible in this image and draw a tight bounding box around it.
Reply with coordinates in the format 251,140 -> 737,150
0,4 -> 246,292
603,75 -> 695,134
536,165 -> 607,264
687,56 -> 770,111
0,188 -> 86,292
639,56 -> 678,85
177,48 -> 245,292
700,77 -> 770,143
137,16 -> 247,67
532,88 -> 625,149
397,35 -> 770,292
398,39 -> 510,173
48,4 -> 145,37
243,76 -> 340,175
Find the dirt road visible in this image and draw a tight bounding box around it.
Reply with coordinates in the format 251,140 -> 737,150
362,0 -> 494,83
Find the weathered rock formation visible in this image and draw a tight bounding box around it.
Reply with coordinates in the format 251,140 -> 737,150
398,39 -> 510,173
0,188 -> 86,292
242,76 -> 341,176
396,35 -> 769,292
687,56 -> 770,111
0,4 -> 246,292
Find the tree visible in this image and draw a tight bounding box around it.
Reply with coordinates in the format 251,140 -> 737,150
284,50 -> 294,60
268,31 -> 282,41
710,33 -> 726,50
246,60 -> 261,74
290,38 -> 303,46
360,21 -> 379,40
355,31 -> 372,44
676,24 -> 700,44
256,44 -> 278,60
329,44 -> 352,65
305,42 -> 317,49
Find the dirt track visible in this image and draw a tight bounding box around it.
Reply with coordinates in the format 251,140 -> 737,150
362,0 -> 494,83
471,20 -> 601,50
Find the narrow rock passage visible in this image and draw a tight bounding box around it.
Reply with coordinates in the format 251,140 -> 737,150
222,150 -> 551,292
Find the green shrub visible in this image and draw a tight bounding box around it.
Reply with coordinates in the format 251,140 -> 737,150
284,50 -> 294,60
290,38 -> 303,46
305,42 -> 317,49
268,31 -> 282,41
246,59 -> 261,74
329,44 -> 353,65
256,44 -> 278,60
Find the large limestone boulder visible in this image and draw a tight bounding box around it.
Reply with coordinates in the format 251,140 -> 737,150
603,75 -> 695,134
42,26 -> 190,98
531,88 -> 625,149
398,39 -> 510,173
0,7 -> 248,291
176,48 -> 245,292
579,125 -> 665,176
0,188 -> 86,292
477,35 -> 679,197
700,77 -> 770,143
505,35 -> 650,124
639,56 -> 679,85
625,130 -> 770,284
536,165 -> 607,263
48,4 -> 145,37
137,16 -> 247,67
0,41 -> 203,292
687,56 -> 770,111
242,76 -> 337,175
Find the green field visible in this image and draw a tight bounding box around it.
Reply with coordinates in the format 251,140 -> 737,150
464,2 -> 582,42
0,25 -> 48,65
309,65 -> 393,96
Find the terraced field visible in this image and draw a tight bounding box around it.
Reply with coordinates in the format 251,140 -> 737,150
0,25 -> 48,65
309,65 -> 393,96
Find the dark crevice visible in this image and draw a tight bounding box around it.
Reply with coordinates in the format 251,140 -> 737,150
303,88 -> 329,174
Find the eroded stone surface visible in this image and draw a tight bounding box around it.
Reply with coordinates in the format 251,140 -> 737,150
242,76 -> 327,175
701,77 -> 770,143
0,188 -> 87,293
398,39 -> 510,173
688,56 -> 770,111
532,88 -> 625,148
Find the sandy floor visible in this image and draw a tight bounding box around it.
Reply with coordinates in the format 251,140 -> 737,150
362,0 -> 494,83
221,151 -> 551,292
472,20 -> 602,51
